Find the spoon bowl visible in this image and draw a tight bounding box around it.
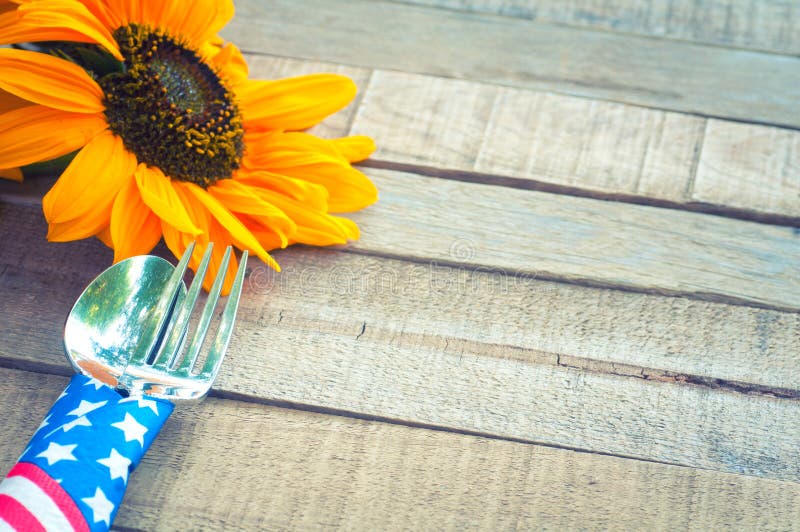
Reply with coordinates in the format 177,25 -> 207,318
63,255 -> 183,387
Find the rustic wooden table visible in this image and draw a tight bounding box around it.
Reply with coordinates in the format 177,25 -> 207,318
2,1 -> 799,529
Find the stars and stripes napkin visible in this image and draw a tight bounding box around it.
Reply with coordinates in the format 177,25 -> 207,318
0,374 -> 174,531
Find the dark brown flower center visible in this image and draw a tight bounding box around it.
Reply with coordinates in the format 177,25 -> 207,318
99,24 -> 244,186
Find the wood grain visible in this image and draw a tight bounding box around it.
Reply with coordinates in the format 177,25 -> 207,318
245,56 -> 794,223
352,70 -> 704,204
694,120 -> 800,218
2,369 -> 799,530
2,197 -> 798,394
223,0 -> 800,128
346,168 -> 799,311
1,203 -> 799,482
399,0 -> 800,55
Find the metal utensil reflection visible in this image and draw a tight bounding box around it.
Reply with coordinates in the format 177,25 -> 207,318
63,255 -> 184,388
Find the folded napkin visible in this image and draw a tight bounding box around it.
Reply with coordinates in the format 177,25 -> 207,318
0,375 -> 174,531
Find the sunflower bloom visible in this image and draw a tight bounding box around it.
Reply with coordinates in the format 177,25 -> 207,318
0,0 -> 377,291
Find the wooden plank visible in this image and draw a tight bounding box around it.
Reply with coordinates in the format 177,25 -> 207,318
1,205 -> 799,482
1,200 -> 797,392
247,56 -> 793,224
2,369 -> 799,530
344,169 -> 799,311
9,57 -> 795,224
694,120 -> 800,218
399,0 -> 800,55
222,318 -> 800,482
223,0 -> 800,128
353,70 -> 703,204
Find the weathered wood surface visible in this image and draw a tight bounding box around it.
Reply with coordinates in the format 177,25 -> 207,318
240,57 -> 800,224
694,120 -> 800,218
224,0 -> 800,128
2,201 -> 799,483
2,369 -> 799,530
7,168 -> 797,312
347,169 -> 799,311
352,70 -> 705,205
3,193 -> 798,393
1,1 -> 798,528
400,0 -> 800,55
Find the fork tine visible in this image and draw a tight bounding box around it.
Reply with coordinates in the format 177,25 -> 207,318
128,242 -> 194,367
153,243 -> 215,369
199,250 -> 248,379
176,245 -> 233,373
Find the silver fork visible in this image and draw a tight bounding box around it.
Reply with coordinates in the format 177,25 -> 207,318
0,242 -> 250,530
117,242 -> 249,400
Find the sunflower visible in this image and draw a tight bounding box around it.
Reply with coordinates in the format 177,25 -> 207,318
0,0 -> 377,292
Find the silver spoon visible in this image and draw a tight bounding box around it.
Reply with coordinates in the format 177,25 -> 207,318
63,254 -> 184,390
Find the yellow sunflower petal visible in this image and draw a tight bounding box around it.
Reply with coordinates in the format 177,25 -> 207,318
209,178 -> 296,247
329,135 -> 377,163
207,41 -> 248,86
161,220 -> 198,269
0,105 -> 106,169
238,74 -> 357,132
76,0 -> 120,30
134,164 -> 203,236
161,193 -> 246,295
110,175 -> 162,262
0,9 -> 97,46
235,169 -> 329,212
330,215 -> 360,240
206,221 -> 242,294
177,180 -> 279,271
0,2 -> 16,16
0,88 -> 29,113
156,0 -> 234,50
14,0 -> 122,59
243,132 -> 378,212
47,206 -> 114,241
43,130 -> 136,225
95,225 -> 113,248
238,214 -> 285,251
242,130 -> 345,167
0,167 -> 22,181
252,188 -> 355,246
0,48 -> 105,113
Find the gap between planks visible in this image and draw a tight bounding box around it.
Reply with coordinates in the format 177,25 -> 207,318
243,54 -> 800,225
2,235 -> 799,402
3,368 -> 799,530
391,0 -> 800,56
4,54 -> 797,229
2,205 -> 799,482
223,0 -> 800,129
358,159 -> 800,227
2,187 -> 799,392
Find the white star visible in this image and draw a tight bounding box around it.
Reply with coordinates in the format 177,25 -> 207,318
63,416 -> 92,432
36,442 -> 78,466
121,396 -> 160,415
36,414 -> 52,432
55,388 -> 70,402
84,378 -> 106,390
45,415 -> 92,439
81,487 -> 114,527
111,413 -> 148,447
67,399 -> 107,418
97,448 -> 132,484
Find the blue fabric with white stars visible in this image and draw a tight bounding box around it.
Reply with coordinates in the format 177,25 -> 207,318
18,374 -> 174,531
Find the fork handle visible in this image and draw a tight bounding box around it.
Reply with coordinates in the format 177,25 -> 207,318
0,374 -> 174,532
